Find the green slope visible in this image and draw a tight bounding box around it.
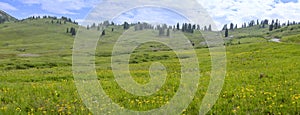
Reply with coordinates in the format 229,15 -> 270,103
0,18 -> 299,114
0,18 -> 78,70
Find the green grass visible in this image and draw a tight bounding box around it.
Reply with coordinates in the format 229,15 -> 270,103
281,34 -> 300,43
0,18 -> 299,114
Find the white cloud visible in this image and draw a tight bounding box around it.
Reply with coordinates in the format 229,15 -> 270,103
0,2 -> 18,11
112,7 -> 189,25
196,0 -> 300,29
20,0 -> 100,15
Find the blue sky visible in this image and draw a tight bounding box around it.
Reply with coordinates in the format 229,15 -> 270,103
0,0 -> 299,29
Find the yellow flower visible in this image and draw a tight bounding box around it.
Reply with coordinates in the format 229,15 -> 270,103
232,109 -> 237,113
16,107 -> 21,112
1,106 -> 7,111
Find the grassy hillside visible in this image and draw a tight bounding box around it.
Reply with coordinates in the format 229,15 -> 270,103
0,18 -> 299,114
224,24 -> 300,45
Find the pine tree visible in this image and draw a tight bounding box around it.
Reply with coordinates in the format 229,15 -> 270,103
177,23 -> 180,30
123,22 -> 130,30
188,24 -> 192,33
230,23 -> 234,30
225,28 -> 228,37
167,29 -> 170,37
269,24 -> 273,31
71,27 -> 76,36
274,19 -> 278,29
101,30 -> 105,36
197,25 -> 200,30
192,24 -> 196,30
182,23 -> 185,32
222,24 -> 227,31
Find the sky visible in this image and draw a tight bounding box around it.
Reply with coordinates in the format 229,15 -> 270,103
0,0 -> 299,29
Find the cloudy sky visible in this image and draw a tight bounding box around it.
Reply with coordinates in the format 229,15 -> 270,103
0,0 -> 299,29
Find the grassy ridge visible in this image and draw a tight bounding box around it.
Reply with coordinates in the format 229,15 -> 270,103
0,19 -> 299,114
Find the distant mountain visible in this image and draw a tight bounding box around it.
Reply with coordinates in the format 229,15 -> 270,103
0,10 -> 17,23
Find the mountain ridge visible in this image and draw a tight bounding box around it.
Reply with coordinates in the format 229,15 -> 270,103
0,10 -> 18,23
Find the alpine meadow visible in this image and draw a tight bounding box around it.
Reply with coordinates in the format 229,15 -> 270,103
0,3 -> 300,115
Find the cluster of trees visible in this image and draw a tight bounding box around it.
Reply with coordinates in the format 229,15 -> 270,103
178,23 -> 211,33
85,21 -> 116,37
223,19 -> 300,37
134,22 -> 154,31
157,24 -> 171,37
123,22 -> 130,30
66,27 -> 76,36
21,16 -> 78,25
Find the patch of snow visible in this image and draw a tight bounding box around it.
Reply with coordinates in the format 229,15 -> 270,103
269,38 -> 281,43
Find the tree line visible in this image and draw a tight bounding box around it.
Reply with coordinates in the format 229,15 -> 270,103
223,19 -> 300,37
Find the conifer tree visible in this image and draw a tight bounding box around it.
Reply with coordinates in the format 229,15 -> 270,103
177,23 -> 180,30
225,28 -> 228,37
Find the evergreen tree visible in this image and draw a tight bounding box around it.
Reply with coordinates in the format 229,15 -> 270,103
159,27 -> 165,36
101,30 -> 105,36
188,23 -> 192,33
91,23 -> 96,28
269,24 -> 274,31
222,24 -> 227,31
230,23 -> 234,30
208,24 -> 212,31
167,29 -> 170,37
274,19 -> 278,29
123,22 -> 130,30
71,27 -> 76,36
182,23 -> 185,32
225,28 -> 228,37
177,23 -> 180,30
